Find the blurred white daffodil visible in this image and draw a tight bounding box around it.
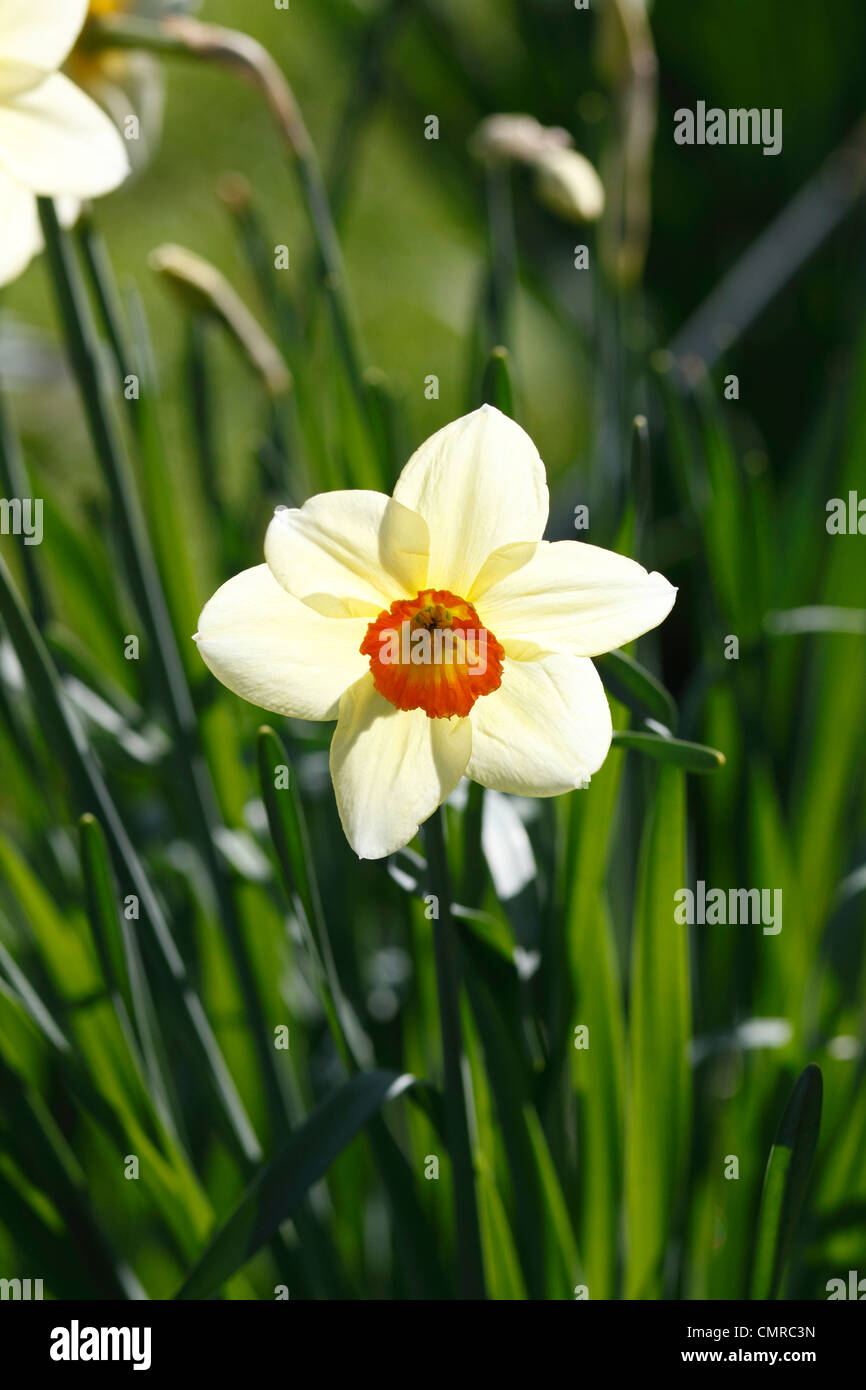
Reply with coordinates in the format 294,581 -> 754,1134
0,0 -> 129,286
195,406 -> 676,859
69,1 -> 200,178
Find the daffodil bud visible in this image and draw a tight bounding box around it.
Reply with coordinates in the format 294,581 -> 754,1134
532,146 -> 605,223
469,113 -> 572,166
595,0 -> 657,288
149,243 -> 291,397
216,171 -> 253,215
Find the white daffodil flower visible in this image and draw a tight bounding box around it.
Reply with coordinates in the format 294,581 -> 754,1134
0,0 -> 129,286
195,406 -> 676,859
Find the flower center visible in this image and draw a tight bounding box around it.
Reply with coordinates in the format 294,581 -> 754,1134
361,588 -> 504,718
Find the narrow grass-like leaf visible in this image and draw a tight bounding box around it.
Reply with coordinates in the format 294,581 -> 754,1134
175,1071 -> 418,1299
424,810 -> 487,1300
79,812 -> 178,1137
256,725 -> 446,1295
0,549 -> 260,1163
49,203 -> 288,1133
613,729 -> 724,771
560,714 -> 628,1300
256,725 -> 367,1068
476,1156 -> 527,1300
0,1052 -> 134,1298
0,388 -> 48,626
456,919 -> 545,1297
481,346 -> 515,418
750,1064 -> 823,1300
453,904 -> 514,961
626,765 -> 691,1298
597,649 -> 677,729
523,1105 -> 583,1299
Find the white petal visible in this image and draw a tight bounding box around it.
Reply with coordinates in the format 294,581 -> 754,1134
0,1 -> 88,81
467,651 -> 612,796
0,171 -> 40,285
476,539 -> 676,657
56,195 -> 81,228
330,676 -> 471,858
392,405 -> 549,596
194,564 -> 369,721
265,491 -> 429,619
0,72 -> 129,197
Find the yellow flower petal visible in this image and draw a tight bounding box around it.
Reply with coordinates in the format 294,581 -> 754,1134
393,404 -> 548,596
467,651 -> 612,796
475,539 -> 676,656
330,676 -> 471,858
194,564 -> 368,720
0,71 -> 129,197
265,490 -> 429,618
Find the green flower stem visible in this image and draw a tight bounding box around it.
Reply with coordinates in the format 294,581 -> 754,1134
84,13 -> 378,459
37,199 -> 289,1147
424,808 -> 486,1300
326,0 -> 413,223
0,386 -> 48,628
185,315 -> 223,516
75,213 -> 130,386
38,200 -> 194,756
219,181 -> 330,494
256,727 -> 366,1076
217,177 -> 301,349
484,163 -> 518,349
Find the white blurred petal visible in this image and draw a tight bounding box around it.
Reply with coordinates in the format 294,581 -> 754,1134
0,72 -> 129,197
482,791 -> 536,899
0,171 -> 40,285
